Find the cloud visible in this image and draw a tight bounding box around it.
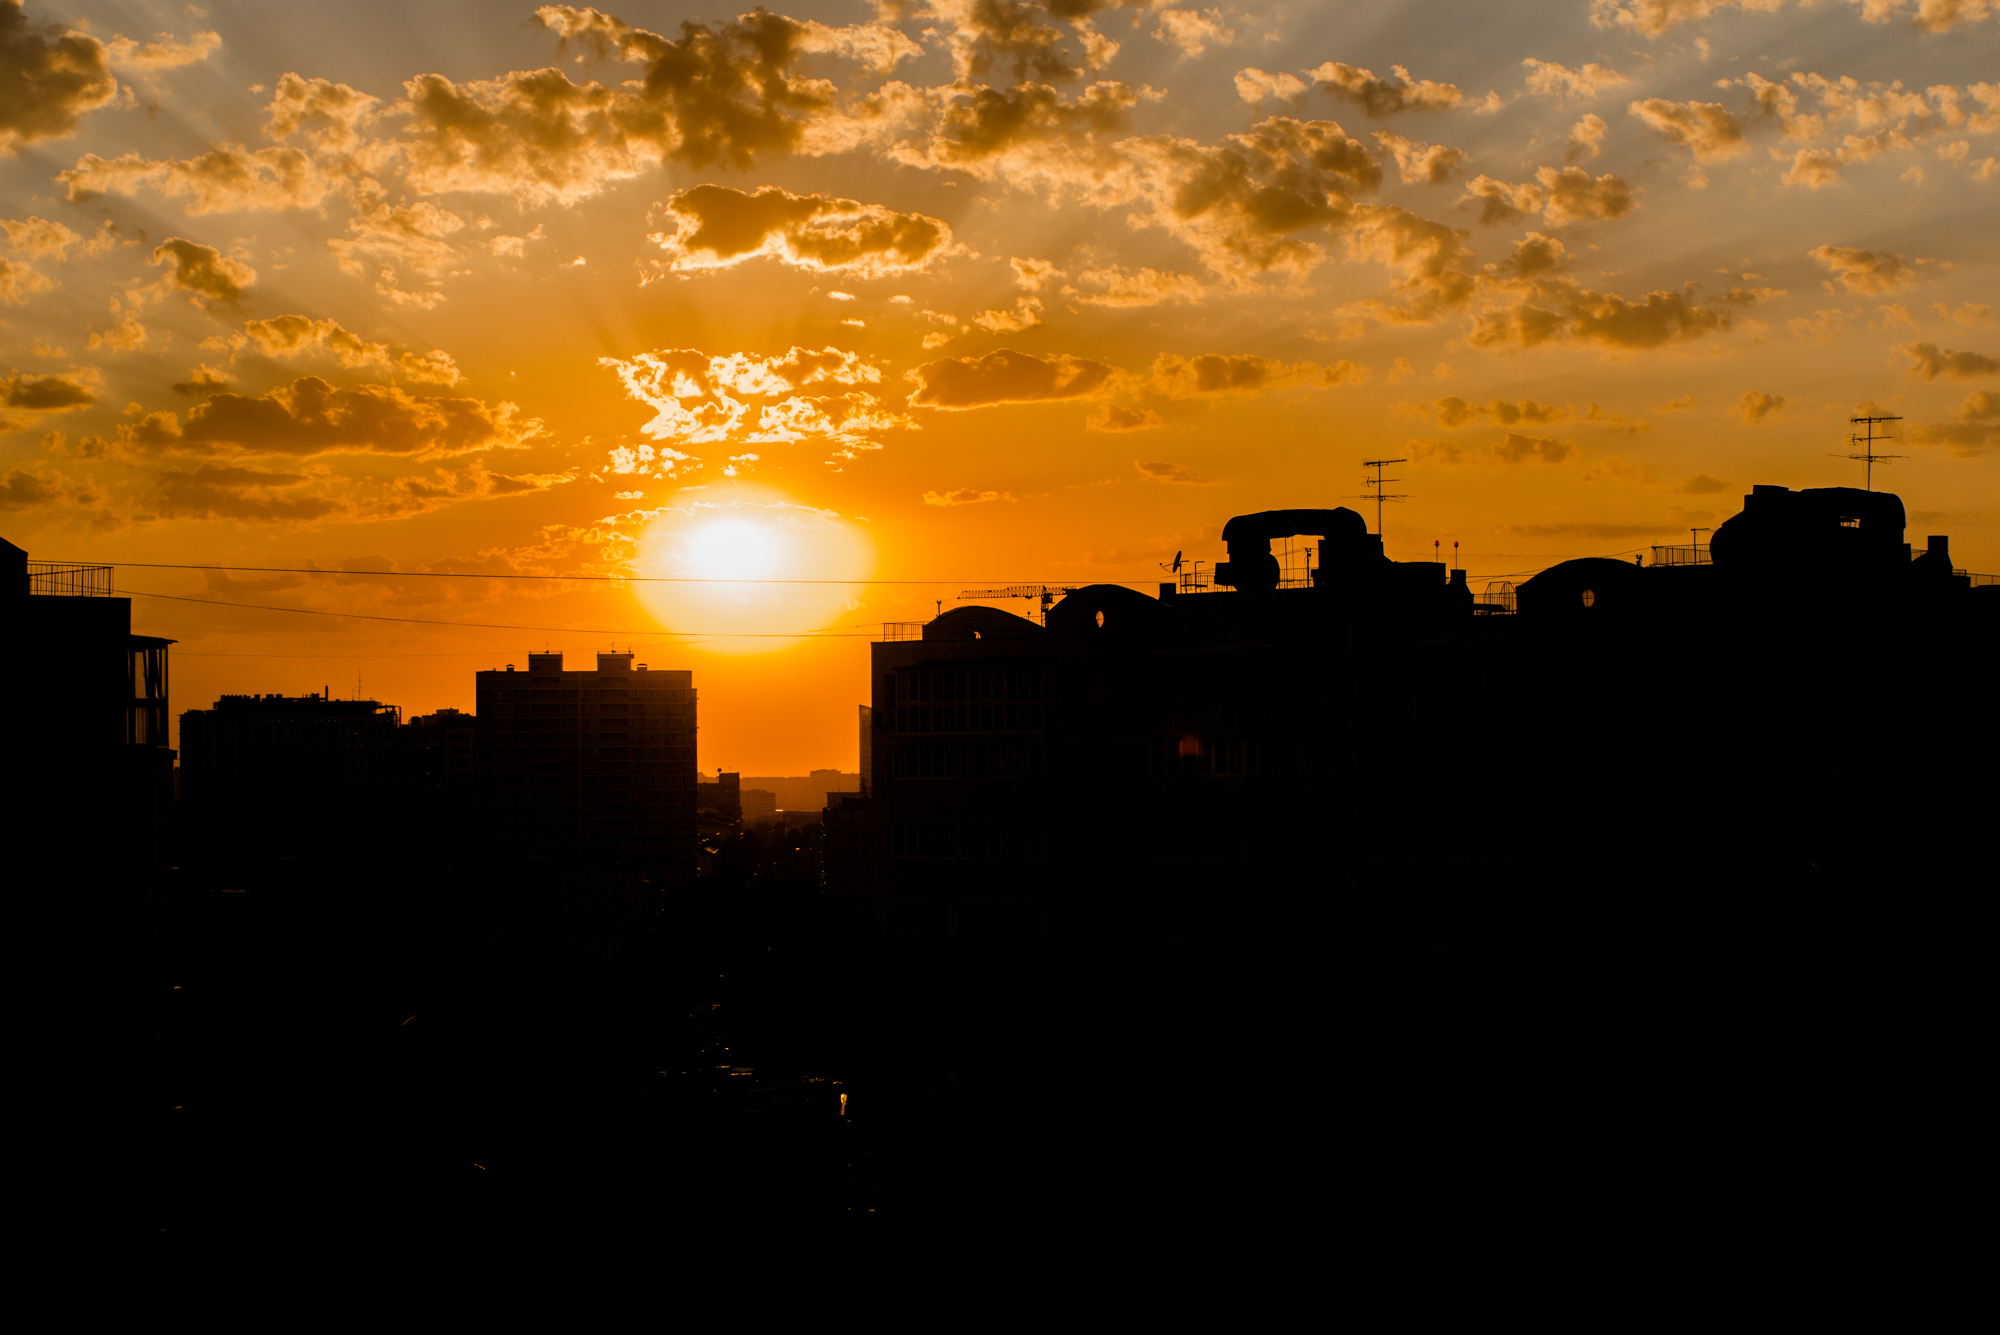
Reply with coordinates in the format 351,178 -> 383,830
907,349 -> 1119,409
922,486 -> 1015,505
104,28 -> 221,71
1411,432 -> 1573,464
1,1 -> 117,152
121,376 -> 541,458
171,366 -> 233,397
3,370 -> 95,411
1895,341 -> 1999,380
1147,352 -> 1364,399
1153,9 -> 1233,57
262,73 -> 381,152
150,237 -> 256,308
2,214 -> 80,258
1120,116 -> 1382,279
327,203 -> 464,307
218,314 -> 463,385
154,463 -> 336,522
1850,0 -> 1995,31
910,79 -> 1138,177
1071,265 -> 1206,306
935,0 -> 1081,83
1133,459 -> 1209,484
601,346 -> 906,463
1557,115 -> 1608,165
1372,131 -> 1466,184
60,144 -> 337,214
1404,396 -> 1575,427
1809,243 -> 1917,294
1307,62 -> 1463,117
648,184 -> 953,278
1462,167 -> 1634,226
971,297 -> 1043,332
1010,256 -> 1063,290
0,256 -> 53,304
1678,473 -> 1728,493
1590,1 -> 1789,36
1494,432 -> 1573,463
0,466 -> 67,510
1910,389 -> 1998,455
88,315 -> 147,350
1466,239 -> 1733,350
1339,205 -> 1479,324
1627,98 -> 1747,160
1088,403 -> 1165,432
1522,58 -> 1628,101
390,5 -> 905,201
1234,68 -> 1306,104
1733,390 -> 1792,422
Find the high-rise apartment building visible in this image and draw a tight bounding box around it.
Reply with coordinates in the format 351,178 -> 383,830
474,652 -> 696,871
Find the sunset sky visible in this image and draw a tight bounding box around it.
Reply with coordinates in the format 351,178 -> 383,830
4,0 -> 1995,773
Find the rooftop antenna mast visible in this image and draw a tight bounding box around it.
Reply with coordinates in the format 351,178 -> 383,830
1356,458 -> 1408,537
1837,414 -> 1904,491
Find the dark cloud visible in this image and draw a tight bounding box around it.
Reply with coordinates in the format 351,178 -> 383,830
1133,459 -> 1208,483
650,183 -> 951,275
171,367 -> 233,397
906,349 -> 1118,409
3,370 -> 94,410
925,79 -> 1137,169
151,238 -> 256,308
1087,403 -> 1165,432
1896,341 -> 1999,380
156,463 -> 335,522
0,0 -> 117,153
0,466 -> 61,509
1493,432 -> 1573,463
123,376 -> 542,458
1307,62 -> 1463,117
1148,352 -> 1364,398
1678,474 -> 1728,494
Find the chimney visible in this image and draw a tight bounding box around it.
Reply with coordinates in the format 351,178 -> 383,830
1928,535 -> 1949,560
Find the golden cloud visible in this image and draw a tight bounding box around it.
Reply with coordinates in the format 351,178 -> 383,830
1627,97 -> 1748,160
150,237 -> 256,308
1373,131 -> 1467,185
1809,243 -> 1917,294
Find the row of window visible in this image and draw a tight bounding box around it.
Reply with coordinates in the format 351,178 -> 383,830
888,741 -> 1045,780
895,701 -> 1045,735
889,821 -> 1048,861
895,666 -> 1045,705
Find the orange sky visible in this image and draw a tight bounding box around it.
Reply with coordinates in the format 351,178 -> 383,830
4,0 -> 1996,772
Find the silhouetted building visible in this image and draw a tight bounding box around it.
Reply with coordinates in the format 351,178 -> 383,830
178,693 -> 404,860
742,788 -> 778,824
697,769 -> 742,823
473,652 -> 696,871
860,489 -> 1995,1233
740,769 -> 861,811
5,540 -> 175,865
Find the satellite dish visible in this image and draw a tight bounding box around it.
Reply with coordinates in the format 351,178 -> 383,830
1171,550 -> 1184,573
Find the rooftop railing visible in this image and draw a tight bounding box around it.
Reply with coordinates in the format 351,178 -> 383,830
1649,544 -> 1710,567
27,562 -> 113,596
881,622 -> 926,641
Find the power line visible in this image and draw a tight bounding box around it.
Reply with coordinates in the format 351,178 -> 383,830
125,589 -> 882,636
54,561 -> 1133,586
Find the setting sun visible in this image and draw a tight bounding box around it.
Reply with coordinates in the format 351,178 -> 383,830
631,483 -> 875,653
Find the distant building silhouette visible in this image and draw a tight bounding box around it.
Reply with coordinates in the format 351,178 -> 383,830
473,652 -> 696,873
696,769 -> 742,823
178,693 -> 403,860
739,769 -> 861,812
741,787 -> 778,824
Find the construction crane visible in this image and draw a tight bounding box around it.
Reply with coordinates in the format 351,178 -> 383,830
957,584 -> 1078,623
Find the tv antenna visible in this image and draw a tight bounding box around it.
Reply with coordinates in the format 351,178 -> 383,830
1354,458 -> 1408,537
1836,414 -> 1904,491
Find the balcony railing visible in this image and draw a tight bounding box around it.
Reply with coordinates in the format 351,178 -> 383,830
28,562 -> 113,595
1649,544 -> 1710,567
